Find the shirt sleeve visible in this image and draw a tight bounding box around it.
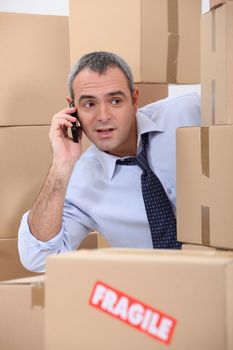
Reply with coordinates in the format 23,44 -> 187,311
18,153 -> 99,273
18,205 -> 92,273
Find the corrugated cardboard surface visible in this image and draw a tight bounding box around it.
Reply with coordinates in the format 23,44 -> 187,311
182,243 -> 217,251
0,12 -> 70,125
134,83 -> 168,107
176,125 -> 233,249
0,126 -> 51,238
79,231 -> 111,249
0,275 -> 44,350
141,0 -> 201,83
45,249 -> 233,350
0,238 -> 37,281
201,3 -> 233,125
69,0 -> 200,83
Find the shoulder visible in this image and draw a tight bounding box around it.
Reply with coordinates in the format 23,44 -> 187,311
162,92 -> 201,128
140,92 -> 201,129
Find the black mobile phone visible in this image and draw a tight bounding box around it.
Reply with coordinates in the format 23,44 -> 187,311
69,102 -> 80,143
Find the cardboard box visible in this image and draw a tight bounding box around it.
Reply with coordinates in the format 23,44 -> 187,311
0,126 -> 51,238
0,12 -> 70,125
45,249 -> 233,350
79,231 -> 111,249
201,3 -> 233,125
0,238 -> 37,281
0,275 -> 44,350
69,0 -> 201,83
134,83 -> 168,107
210,0 -> 233,10
182,243 -> 217,251
176,125 -> 233,249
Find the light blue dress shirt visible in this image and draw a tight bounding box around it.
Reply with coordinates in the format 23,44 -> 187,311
18,93 -> 200,272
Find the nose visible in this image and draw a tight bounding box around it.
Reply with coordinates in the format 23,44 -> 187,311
97,103 -> 111,123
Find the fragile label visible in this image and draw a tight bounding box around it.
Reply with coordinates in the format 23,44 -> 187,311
89,281 -> 177,345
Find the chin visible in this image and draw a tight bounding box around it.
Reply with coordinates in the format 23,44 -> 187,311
97,142 -> 118,154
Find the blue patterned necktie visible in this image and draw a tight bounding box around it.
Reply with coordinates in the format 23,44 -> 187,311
117,133 -> 181,249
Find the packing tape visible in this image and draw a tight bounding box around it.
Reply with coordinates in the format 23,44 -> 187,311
201,127 -> 210,177
201,205 -> 210,246
167,0 -> 179,82
167,0 -> 178,33
167,34 -> 179,83
31,283 -> 44,308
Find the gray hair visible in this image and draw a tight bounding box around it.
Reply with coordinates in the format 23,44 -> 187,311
68,51 -> 134,100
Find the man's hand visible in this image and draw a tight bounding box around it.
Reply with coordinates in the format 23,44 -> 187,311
49,106 -> 83,166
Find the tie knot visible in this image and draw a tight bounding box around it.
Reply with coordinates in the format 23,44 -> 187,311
116,157 -> 137,166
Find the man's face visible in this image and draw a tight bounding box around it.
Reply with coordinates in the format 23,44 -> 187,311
72,67 -> 138,157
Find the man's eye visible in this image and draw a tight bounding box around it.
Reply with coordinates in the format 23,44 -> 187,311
111,98 -> 121,105
84,101 -> 95,108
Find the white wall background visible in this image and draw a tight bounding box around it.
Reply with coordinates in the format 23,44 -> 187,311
0,0 -> 210,97
0,0 -> 69,15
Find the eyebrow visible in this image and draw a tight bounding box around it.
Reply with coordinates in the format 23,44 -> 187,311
107,90 -> 127,97
78,95 -> 96,103
78,90 -> 127,104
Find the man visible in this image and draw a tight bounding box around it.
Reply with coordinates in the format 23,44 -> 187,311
18,51 -> 200,272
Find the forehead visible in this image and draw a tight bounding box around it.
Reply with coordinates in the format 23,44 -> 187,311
72,67 -> 130,98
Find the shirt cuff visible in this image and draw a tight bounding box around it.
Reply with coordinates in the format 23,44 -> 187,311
20,210 -> 64,251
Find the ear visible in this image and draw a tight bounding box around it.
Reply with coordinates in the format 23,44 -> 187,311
66,96 -> 72,105
132,87 -> 139,111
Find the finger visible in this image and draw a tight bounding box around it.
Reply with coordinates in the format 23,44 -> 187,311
55,119 -> 73,130
53,112 -> 77,122
53,117 -> 77,130
56,107 -> 77,115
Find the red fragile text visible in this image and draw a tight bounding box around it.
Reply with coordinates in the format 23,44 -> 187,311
89,281 -> 176,345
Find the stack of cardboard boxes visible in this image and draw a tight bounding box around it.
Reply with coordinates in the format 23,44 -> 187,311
176,0 -> 233,251
0,12 -> 70,281
69,0 -> 201,104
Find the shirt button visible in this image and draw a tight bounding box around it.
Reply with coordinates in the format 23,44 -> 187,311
167,188 -> 172,194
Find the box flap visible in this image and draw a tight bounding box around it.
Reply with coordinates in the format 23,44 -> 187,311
47,249 -> 233,266
0,274 -> 45,285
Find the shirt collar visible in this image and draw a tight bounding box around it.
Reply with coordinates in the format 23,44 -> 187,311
137,109 -> 164,135
93,110 -> 164,180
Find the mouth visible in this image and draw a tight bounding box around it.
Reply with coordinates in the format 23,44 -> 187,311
96,128 -> 115,138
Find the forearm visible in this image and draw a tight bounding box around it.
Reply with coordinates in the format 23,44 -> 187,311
28,105 -> 82,241
28,161 -> 74,241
